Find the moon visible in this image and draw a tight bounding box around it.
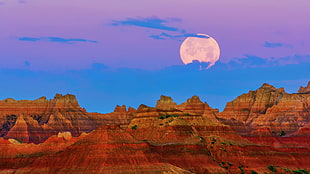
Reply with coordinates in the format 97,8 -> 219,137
180,34 -> 220,68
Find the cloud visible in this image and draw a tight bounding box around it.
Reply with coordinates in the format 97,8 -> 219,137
111,16 -> 212,41
149,32 -> 210,41
215,54 -> 310,70
263,41 -> 292,48
111,17 -> 180,31
17,37 -> 98,44
18,37 -> 40,41
46,37 -> 98,43
24,61 -> 31,67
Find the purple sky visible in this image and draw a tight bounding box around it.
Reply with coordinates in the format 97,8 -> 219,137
0,0 -> 309,113
1,0 -> 310,70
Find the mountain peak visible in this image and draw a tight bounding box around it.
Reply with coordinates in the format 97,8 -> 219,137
259,83 -> 276,90
114,105 -> 127,112
156,95 -> 177,110
186,95 -> 202,104
298,81 -> 310,93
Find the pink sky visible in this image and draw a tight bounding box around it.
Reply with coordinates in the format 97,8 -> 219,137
0,0 -> 310,70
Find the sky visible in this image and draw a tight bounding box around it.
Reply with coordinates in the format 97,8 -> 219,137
0,0 -> 309,113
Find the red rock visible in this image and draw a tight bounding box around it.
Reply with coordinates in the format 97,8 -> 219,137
0,94 -> 100,143
217,83 -> 310,136
156,95 -> 177,110
13,125 -> 193,173
298,81 -> 310,93
251,93 -> 310,134
89,105 -> 134,125
1,93 -> 310,173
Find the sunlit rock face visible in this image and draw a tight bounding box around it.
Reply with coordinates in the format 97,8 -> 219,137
299,81 -> 310,94
1,87 -> 310,173
217,83 -> 310,137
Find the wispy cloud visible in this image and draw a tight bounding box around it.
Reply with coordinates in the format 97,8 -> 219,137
111,17 -> 180,31
111,16 -> 211,41
47,37 -> 98,43
24,61 -> 31,67
219,54 -> 310,69
150,32 -> 210,40
17,37 -> 98,44
18,37 -> 40,41
264,41 -> 292,48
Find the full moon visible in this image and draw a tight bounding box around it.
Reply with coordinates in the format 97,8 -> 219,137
180,34 -> 220,68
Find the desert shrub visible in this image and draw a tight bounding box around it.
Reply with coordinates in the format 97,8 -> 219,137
221,142 -> 226,145
238,166 -> 245,174
159,116 -> 165,119
227,162 -> 232,166
267,165 -> 276,172
15,154 -> 25,158
284,168 -> 291,172
251,170 -> 258,174
131,125 -> 138,130
293,169 -> 309,174
15,138 -> 23,144
279,130 -> 286,136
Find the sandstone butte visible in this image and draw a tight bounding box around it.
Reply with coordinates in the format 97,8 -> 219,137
0,82 -> 309,173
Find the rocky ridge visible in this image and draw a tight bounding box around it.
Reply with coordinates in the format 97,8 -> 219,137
0,82 -> 310,173
217,83 -> 310,137
0,94 -> 99,143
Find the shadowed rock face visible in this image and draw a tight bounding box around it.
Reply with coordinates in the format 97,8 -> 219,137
0,94 -> 99,143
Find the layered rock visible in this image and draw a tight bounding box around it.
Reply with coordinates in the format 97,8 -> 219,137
155,95 -> 177,110
14,125 -> 193,174
89,105 -> 135,125
1,93 -> 310,173
128,95 -> 243,145
218,83 -> 310,137
251,93 -> 310,134
298,81 -> 310,93
0,94 -> 99,143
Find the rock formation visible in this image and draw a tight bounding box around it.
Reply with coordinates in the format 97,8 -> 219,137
298,81 -> 310,93
0,94 -> 99,143
14,125 -> 193,174
89,105 -> 135,126
1,85 -> 310,173
128,95 -> 242,145
217,83 -> 310,137
155,95 -> 177,110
